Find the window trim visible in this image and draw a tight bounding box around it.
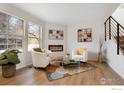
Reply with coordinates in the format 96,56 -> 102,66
27,22 -> 41,51
0,10 -> 25,51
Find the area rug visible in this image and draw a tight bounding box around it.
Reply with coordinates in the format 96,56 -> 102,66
45,62 -> 97,81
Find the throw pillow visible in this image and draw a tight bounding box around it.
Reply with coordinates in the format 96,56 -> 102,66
77,48 -> 86,55
33,48 -> 42,52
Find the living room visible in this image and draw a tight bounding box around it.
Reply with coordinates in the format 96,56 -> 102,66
0,2 -> 124,86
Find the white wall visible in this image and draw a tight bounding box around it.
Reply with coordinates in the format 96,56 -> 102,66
112,4 -> 124,27
44,22 -> 103,61
0,4 -> 45,72
67,22 -> 103,61
44,23 -> 67,57
106,40 -> 124,79
105,4 -> 124,79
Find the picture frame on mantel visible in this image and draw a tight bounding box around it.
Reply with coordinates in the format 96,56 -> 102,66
77,28 -> 92,42
48,29 -> 64,40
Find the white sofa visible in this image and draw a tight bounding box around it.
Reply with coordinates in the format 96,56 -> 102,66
32,49 -> 52,68
71,48 -> 88,62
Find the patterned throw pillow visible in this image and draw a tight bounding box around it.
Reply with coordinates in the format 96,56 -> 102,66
77,48 -> 86,55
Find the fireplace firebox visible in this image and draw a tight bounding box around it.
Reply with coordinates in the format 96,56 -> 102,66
48,45 -> 63,52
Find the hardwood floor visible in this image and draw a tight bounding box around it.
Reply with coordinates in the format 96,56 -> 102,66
0,61 -> 124,85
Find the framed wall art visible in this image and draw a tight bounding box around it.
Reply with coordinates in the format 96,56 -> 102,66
77,28 -> 92,42
48,29 -> 64,40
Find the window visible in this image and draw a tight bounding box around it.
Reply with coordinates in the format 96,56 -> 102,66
0,11 -> 24,52
8,16 -> 23,36
28,22 -> 40,51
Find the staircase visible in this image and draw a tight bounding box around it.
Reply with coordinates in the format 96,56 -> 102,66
104,16 -> 124,55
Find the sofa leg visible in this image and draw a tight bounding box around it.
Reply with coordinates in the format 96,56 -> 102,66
34,67 -> 46,71
42,68 -> 46,71
80,61 -> 86,64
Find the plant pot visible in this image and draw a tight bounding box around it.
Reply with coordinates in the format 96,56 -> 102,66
2,64 -> 16,78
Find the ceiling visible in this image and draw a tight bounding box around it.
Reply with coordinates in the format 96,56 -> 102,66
12,3 -> 119,24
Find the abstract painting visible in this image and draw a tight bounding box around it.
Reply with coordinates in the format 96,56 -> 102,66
49,29 -> 64,40
77,28 -> 92,42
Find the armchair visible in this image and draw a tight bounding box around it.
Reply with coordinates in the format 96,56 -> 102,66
32,48 -> 52,68
71,48 -> 88,62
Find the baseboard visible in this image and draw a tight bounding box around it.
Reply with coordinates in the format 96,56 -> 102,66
106,63 -> 124,79
17,64 -> 33,71
87,59 -> 98,62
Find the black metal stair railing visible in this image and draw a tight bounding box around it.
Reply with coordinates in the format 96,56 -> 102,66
104,16 -> 124,55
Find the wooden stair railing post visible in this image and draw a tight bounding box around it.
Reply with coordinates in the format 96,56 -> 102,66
117,23 -> 120,55
104,22 -> 106,41
109,17 -> 111,40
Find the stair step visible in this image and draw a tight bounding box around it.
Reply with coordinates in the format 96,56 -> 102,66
120,46 -> 124,52
114,36 -> 124,44
120,45 -> 124,47
119,39 -> 124,41
113,36 -> 124,54
114,36 -> 124,40
119,41 -> 124,45
120,44 -> 124,47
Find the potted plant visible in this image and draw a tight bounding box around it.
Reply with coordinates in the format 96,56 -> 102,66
0,49 -> 21,78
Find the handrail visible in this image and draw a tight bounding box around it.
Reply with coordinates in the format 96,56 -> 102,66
110,17 -> 124,35
111,22 -> 124,35
110,16 -> 124,30
119,28 -> 124,34
104,16 -> 124,55
104,16 -> 110,24
104,16 -> 124,30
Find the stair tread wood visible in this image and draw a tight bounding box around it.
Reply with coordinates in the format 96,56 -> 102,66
114,36 -> 124,40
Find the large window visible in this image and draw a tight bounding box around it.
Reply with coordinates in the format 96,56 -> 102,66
28,22 -> 40,51
0,11 -> 24,52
